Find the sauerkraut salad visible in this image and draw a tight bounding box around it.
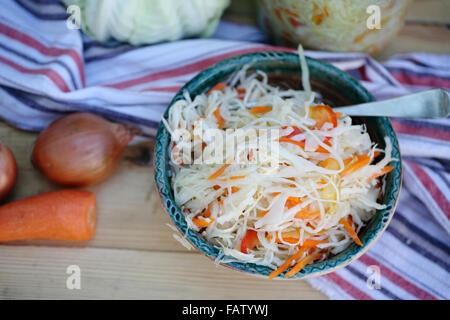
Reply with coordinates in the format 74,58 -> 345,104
259,0 -> 412,54
164,50 -> 394,279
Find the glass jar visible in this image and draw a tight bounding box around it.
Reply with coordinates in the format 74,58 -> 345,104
258,0 -> 412,54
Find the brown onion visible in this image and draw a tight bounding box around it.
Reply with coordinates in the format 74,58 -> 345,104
32,112 -> 137,187
0,142 -> 18,201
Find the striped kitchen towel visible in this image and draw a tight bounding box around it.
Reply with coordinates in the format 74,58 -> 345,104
0,0 -> 448,300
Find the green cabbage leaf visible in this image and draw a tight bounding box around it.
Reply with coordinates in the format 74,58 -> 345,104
64,0 -> 230,45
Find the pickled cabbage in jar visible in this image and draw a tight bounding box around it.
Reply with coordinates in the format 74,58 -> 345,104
258,0 -> 412,54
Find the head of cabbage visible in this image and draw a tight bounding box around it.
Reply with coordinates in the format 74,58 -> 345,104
64,0 -> 230,45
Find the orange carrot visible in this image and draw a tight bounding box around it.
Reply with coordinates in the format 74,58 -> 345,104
231,186 -> 240,194
269,246 -> 308,279
208,160 -> 233,180
282,125 -> 302,139
285,196 -> 303,209
366,166 -> 394,182
192,204 -> 214,228
203,204 -> 212,218
237,88 -> 246,95
250,106 -> 273,114
286,252 -> 323,277
294,208 -> 320,219
272,192 -> 281,197
192,216 -> 214,228
237,88 -> 246,99
229,175 -> 246,180
284,8 -> 299,18
274,8 -> 283,22
340,217 -> 363,246
213,108 -> 225,129
312,13 -> 325,25
343,157 -> 354,166
0,190 -> 96,242
340,155 -> 370,177
354,28 -> 376,43
257,209 -> 270,218
207,82 -> 226,95
268,238 -> 325,279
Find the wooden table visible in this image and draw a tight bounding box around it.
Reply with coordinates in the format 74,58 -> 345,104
0,0 -> 448,299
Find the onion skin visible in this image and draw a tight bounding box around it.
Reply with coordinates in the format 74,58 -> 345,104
32,113 -> 136,187
0,142 -> 18,202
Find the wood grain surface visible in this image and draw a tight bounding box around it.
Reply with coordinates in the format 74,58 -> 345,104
0,0 -> 449,300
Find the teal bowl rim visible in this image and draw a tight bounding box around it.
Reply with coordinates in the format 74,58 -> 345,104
154,51 -> 402,279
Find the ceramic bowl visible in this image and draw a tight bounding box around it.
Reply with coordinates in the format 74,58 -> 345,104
154,51 -> 402,279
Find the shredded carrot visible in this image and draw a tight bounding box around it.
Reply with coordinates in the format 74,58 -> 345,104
268,239 -> 324,279
289,17 -> 304,27
366,166 -> 393,182
213,185 -> 221,190
274,8 -> 283,22
276,234 -> 326,245
294,208 -> 320,219
343,157 -> 354,166
324,6 -> 330,17
277,237 -> 301,244
340,155 -> 370,177
335,112 -> 343,118
231,186 -> 240,194
285,196 -> 303,209
213,108 -> 225,129
279,137 -> 330,153
282,125 -> 302,139
237,88 -> 246,99
192,216 -> 214,228
229,175 -> 246,180
237,88 -> 246,95
284,8 -> 299,18
208,160 -> 233,180
340,217 -> 363,246
286,252 -> 323,277
192,203 -> 215,228
207,82 -> 226,95
272,192 -> 281,197
269,246 -> 308,279
203,204 -> 212,218
257,209 -> 270,218
312,13 -> 324,25
354,28 -> 376,43
250,106 -> 272,114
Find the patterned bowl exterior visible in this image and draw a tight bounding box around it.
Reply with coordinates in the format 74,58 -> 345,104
155,51 -> 402,279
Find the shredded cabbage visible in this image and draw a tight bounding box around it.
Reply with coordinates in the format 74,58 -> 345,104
165,50 -> 394,275
64,0 -> 230,45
